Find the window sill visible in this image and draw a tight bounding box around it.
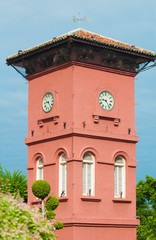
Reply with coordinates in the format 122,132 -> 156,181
81,196 -> 101,202
112,198 -> 132,203
30,200 -> 42,205
58,197 -> 68,202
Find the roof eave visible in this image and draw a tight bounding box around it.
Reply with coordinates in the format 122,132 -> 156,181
6,36 -> 156,66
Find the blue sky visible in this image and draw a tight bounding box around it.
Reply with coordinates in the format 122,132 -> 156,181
0,0 -> 156,181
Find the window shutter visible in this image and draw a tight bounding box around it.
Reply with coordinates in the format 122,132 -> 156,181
37,158 -> 43,180
83,153 -> 95,196
118,166 -> 123,197
87,164 -> 91,195
83,163 -> 87,195
114,156 -> 125,198
59,153 -> 67,197
114,167 -> 117,197
39,168 -> 43,180
62,164 -> 66,192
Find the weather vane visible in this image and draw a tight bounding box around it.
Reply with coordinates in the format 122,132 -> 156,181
73,12 -> 87,28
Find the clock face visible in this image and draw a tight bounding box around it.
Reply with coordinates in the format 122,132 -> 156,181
42,92 -> 54,113
98,91 -> 114,111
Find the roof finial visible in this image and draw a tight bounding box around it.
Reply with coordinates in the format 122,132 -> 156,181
73,12 -> 87,28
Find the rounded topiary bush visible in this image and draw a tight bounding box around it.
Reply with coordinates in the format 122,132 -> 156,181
31,180 -> 51,200
45,196 -> 59,211
45,211 -> 56,220
54,221 -> 64,230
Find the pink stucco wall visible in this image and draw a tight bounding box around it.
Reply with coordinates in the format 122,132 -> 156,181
26,63 -> 139,240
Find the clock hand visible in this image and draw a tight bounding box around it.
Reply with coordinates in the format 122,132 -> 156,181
103,99 -> 108,104
46,101 -> 49,106
104,99 -> 109,107
46,101 -> 51,108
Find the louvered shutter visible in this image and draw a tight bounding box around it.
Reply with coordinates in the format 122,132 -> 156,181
83,163 -> 87,195
37,158 -> 43,180
87,164 -> 91,195
62,163 -> 66,192
118,166 -> 123,197
39,168 -> 43,180
114,156 -> 125,198
83,153 -> 95,196
59,153 -> 67,197
114,167 -> 118,197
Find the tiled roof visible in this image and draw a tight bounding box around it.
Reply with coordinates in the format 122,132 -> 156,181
72,29 -> 155,56
7,28 -> 156,61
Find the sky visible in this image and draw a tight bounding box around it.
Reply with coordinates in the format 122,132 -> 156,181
0,0 -> 156,182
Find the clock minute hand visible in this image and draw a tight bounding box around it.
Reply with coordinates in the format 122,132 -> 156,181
103,99 -> 109,108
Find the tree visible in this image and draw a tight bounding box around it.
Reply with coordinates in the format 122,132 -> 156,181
31,180 -> 64,230
0,164 -> 27,202
32,180 -> 51,217
136,175 -> 156,240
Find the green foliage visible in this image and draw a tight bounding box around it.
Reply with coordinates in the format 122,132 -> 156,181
32,180 -> 51,200
0,164 -> 27,202
54,221 -> 64,230
0,177 -> 10,193
0,192 -> 56,239
31,181 -> 63,231
45,195 -> 63,229
45,196 -> 59,211
136,175 -> 156,240
45,211 -> 56,220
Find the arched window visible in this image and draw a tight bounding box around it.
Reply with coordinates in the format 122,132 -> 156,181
82,152 -> 95,196
59,153 -> 67,197
36,158 -> 43,180
114,156 -> 125,198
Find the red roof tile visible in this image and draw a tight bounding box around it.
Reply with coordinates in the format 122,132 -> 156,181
7,28 -> 156,61
72,29 -> 155,56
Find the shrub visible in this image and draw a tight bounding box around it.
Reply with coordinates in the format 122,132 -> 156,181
45,196 -> 59,211
31,180 -> 51,200
0,177 -> 10,194
46,211 -> 56,220
0,193 -> 56,239
0,165 -> 27,202
54,221 -> 64,230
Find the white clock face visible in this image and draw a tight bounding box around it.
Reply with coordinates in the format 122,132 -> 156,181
98,91 -> 114,111
42,92 -> 54,113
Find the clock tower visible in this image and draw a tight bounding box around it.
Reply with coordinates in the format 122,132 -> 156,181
7,29 -> 156,240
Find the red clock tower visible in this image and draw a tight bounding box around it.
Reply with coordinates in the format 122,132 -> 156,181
7,29 -> 156,240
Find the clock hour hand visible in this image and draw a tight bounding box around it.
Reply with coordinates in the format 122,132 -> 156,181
103,99 -> 108,104
47,101 -> 52,108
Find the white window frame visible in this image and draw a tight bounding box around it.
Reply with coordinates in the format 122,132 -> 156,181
36,158 -> 43,180
114,156 -> 126,198
82,152 -> 95,196
59,153 -> 67,197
